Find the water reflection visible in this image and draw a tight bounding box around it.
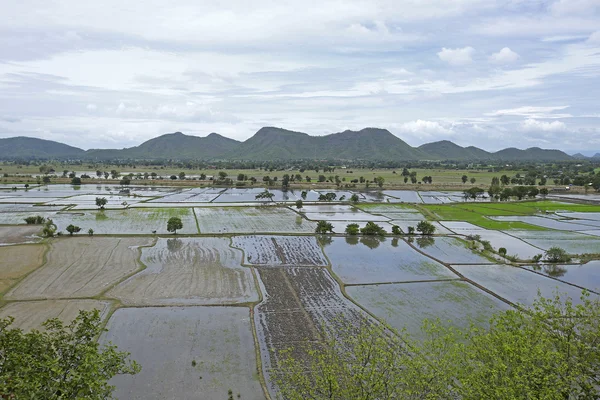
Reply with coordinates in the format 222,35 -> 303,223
360,236 -> 385,250
416,236 -> 435,249
167,238 -> 183,252
345,236 -> 360,246
543,264 -> 567,278
316,235 -> 333,247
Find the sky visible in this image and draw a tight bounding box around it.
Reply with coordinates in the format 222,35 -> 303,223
0,0 -> 599,154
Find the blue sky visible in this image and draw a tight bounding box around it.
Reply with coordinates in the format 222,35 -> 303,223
0,0 -> 599,154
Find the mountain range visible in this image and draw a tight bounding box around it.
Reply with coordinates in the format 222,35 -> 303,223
0,127 -> 587,161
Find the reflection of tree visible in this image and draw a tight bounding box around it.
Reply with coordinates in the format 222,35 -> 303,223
407,237 -> 415,244
296,216 -> 303,226
391,238 -> 400,248
543,264 -> 567,278
416,236 -> 435,249
345,236 -> 360,246
360,236 -> 384,250
167,238 -> 183,252
317,235 -> 333,247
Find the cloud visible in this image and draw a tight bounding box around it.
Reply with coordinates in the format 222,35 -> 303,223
397,119 -> 452,134
487,106 -> 571,118
489,47 -> 519,64
86,104 -> 97,111
437,47 -> 475,66
588,31 -> 600,44
520,119 -> 567,132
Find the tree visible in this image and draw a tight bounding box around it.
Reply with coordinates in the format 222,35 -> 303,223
43,176 -> 51,184
540,188 -> 549,198
120,177 -> 131,186
375,176 -> 385,188
218,171 -> 228,181
407,226 -> 415,235
0,309 -> 139,399
66,224 -> 81,236
276,291 -> 600,400
416,220 -> 436,235
88,228 -> 94,236
350,194 -> 359,203
500,174 -> 510,186
255,190 -> 275,201
295,199 -> 303,210
301,191 -> 308,200
360,221 -> 386,236
345,223 -> 360,235
498,247 -> 507,256
545,246 -> 571,263
110,170 -> 119,179
178,171 -> 186,180
470,177 -> 476,184
167,216 -> 183,234
391,225 -> 401,235
462,174 -> 468,184
315,221 -> 334,234
42,219 -> 57,237
95,197 -> 108,209
70,177 -> 82,185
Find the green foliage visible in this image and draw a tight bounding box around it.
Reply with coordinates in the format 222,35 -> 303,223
532,253 -> 543,263
70,177 -> 81,185
66,224 -> 81,236
95,197 -> 108,209
498,247 -> 507,256
416,220 -> 436,235
345,223 -> 360,235
545,246 -> 571,263
374,176 -> 385,188
295,199 -> 303,210
318,192 -> 337,201
167,216 -> 183,234
277,291 -> 600,400
42,218 -> 57,237
88,228 -> 94,236
407,226 -> 415,235
350,194 -> 359,203
315,220 -> 334,234
255,189 -> 275,201
24,215 -> 45,225
0,309 -> 140,399
391,225 -> 401,235
360,221 -> 386,236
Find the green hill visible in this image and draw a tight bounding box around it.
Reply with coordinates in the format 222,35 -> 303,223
0,137 -> 84,159
492,147 -> 572,161
85,132 -> 240,160
225,127 -> 428,160
419,141 -> 491,160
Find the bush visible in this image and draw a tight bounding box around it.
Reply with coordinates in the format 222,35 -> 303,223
345,223 -> 360,235
315,221 -> 334,234
532,254 -> 543,263
481,240 -> 493,252
407,226 -> 415,235
391,225 -> 401,235
360,222 -> 386,236
71,177 -> 81,185
545,247 -> 571,263
498,247 -> 507,256
24,215 -> 45,225
416,221 -> 436,235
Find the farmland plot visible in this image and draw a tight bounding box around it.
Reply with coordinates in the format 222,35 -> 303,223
0,299 -> 112,331
232,236 -> 328,267
102,307 -> 265,400
255,266 -> 368,397
0,225 -> 42,245
453,264 -> 592,306
440,221 -> 487,232
347,281 -> 510,338
522,261 -> 600,293
0,244 -> 45,293
216,188 -> 301,203
0,211 -> 58,225
323,236 -> 457,284
51,208 -> 198,234
5,237 -> 151,300
48,194 -> 144,209
412,236 -> 493,264
461,230 -> 544,260
108,237 -> 258,306
382,190 -> 423,203
490,216 -> 597,231
0,204 -> 64,212
149,188 -> 222,203
195,207 -> 316,234
303,210 -> 389,222
509,230 -> 600,254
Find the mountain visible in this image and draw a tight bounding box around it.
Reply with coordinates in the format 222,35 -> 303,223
0,137 -> 84,159
0,128 -> 577,161
492,147 -> 572,161
85,132 -> 240,160
225,127 -> 428,160
592,153 -> 600,159
418,141 -> 491,160
571,153 -> 588,159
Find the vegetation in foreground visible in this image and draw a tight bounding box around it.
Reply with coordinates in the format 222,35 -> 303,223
277,291 -> 600,400
0,309 -> 139,399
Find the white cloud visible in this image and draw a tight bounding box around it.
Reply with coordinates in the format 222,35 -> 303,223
550,0 -> 600,16
437,47 -> 475,66
397,119 -> 452,134
588,31 -> 600,44
489,47 -> 519,64
520,119 -> 567,132
86,104 -> 97,111
487,106 -> 571,118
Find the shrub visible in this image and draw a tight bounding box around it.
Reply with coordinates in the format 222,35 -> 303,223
391,225 -> 401,235
360,222 -> 386,236
545,247 -> 571,263
498,247 -> 507,256
345,223 -> 360,235
407,226 -> 415,235
315,221 -> 334,234
416,221 -> 436,235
